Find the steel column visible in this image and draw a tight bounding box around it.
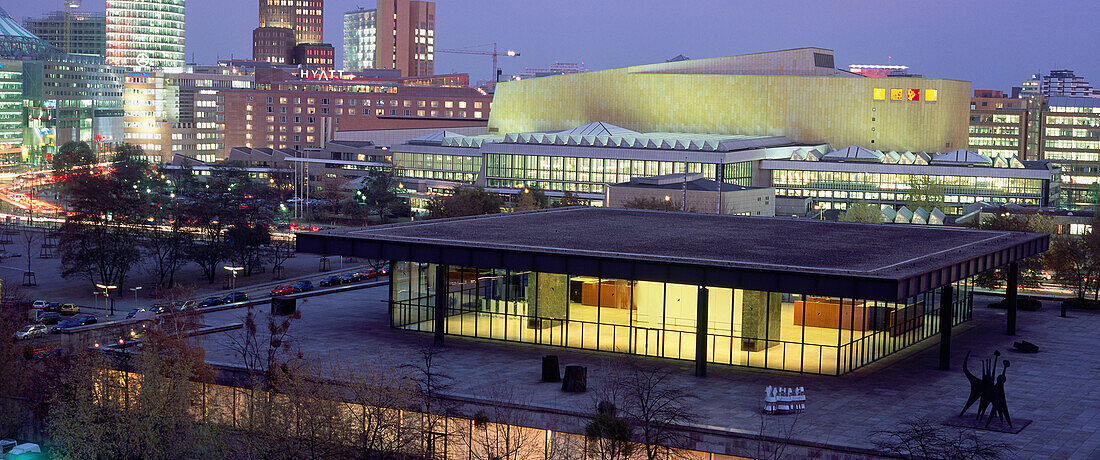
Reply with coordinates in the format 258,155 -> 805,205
938,284 -> 954,370
1006,262 -> 1018,336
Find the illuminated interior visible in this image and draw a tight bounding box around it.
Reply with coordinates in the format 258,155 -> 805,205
390,263 -> 974,375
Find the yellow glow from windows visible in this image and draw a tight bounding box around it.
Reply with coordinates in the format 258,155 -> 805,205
873,88 -> 886,101
890,88 -> 904,101
926,89 -> 938,102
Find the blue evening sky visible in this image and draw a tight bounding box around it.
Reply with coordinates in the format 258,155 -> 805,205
9,0 -> 1099,91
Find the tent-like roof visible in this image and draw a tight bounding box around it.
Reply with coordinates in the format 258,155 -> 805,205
502,122 -> 793,152
557,121 -> 638,137
821,145 -> 885,163
0,7 -> 66,61
930,149 -> 993,166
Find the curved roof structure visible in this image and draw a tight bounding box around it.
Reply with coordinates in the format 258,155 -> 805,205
0,7 -> 66,61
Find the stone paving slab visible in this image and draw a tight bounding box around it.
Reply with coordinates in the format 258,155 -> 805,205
195,288 -> 1100,459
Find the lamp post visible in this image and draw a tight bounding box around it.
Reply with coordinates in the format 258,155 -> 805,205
130,286 -> 142,303
224,266 -> 244,290
93,291 -> 100,311
96,283 -> 118,316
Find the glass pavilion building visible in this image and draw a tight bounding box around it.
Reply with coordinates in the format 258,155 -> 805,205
297,208 -> 1046,375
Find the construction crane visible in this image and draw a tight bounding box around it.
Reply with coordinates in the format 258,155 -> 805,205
435,43 -> 520,83
64,0 -> 81,54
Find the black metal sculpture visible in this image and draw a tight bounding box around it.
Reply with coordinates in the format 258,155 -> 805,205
960,350 -> 1012,428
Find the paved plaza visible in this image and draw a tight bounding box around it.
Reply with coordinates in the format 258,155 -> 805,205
195,286 -> 1100,459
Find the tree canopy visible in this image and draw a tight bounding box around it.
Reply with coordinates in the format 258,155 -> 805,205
426,187 -> 502,219
840,202 -> 883,223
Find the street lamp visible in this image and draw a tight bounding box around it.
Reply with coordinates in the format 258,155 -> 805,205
130,286 -> 142,302
93,291 -> 100,311
96,283 -> 118,317
224,266 -> 244,290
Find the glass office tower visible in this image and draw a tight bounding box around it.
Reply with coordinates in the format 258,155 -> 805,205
390,263 -> 974,375
106,0 -> 185,68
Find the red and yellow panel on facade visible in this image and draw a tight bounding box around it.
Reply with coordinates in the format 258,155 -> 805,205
890,88 -> 905,101
907,88 -> 921,101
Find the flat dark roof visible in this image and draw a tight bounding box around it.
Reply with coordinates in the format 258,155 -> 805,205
297,207 -> 1048,301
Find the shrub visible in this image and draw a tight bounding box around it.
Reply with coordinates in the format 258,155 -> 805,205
1061,297 -> 1100,311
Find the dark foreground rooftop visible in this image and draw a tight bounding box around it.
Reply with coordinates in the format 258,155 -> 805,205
298,207 -> 1047,300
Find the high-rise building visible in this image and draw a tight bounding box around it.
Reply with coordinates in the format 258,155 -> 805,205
375,0 -> 435,77
0,59 -> 23,168
124,65 -> 254,163
258,0 -> 322,45
343,8 -> 376,71
23,10 -> 107,57
968,90 -> 1029,159
106,0 -> 186,69
1041,97 -> 1100,208
1040,70 -> 1100,98
252,27 -> 295,65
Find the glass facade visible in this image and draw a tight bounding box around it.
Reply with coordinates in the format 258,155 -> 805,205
770,169 -> 1049,212
1043,102 -> 1100,209
392,150 -> 479,183
484,153 -> 718,194
390,262 -> 974,375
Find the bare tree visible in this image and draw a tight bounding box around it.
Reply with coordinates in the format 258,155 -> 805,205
753,412 -> 801,460
270,236 -> 295,280
871,418 -> 1013,460
336,359 -> 422,459
619,365 -> 697,460
459,382 -> 546,460
20,227 -> 39,279
402,341 -> 456,458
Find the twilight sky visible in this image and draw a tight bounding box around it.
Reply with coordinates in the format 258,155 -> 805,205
9,0 -> 1100,91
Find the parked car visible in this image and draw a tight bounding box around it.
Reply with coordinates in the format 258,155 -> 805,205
222,292 -> 249,304
149,304 -> 171,315
199,296 -> 224,307
58,304 -> 79,315
270,284 -> 295,296
32,300 -> 49,309
37,311 -> 62,325
362,268 -> 379,279
292,280 -> 313,292
51,320 -> 82,333
319,275 -> 342,287
340,272 -> 361,284
43,302 -> 61,312
73,314 -> 97,326
126,308 -> 146,319
14,324 -> 48,340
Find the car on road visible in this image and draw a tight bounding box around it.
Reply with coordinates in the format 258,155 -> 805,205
58,304 -> 79,315
378,264 -> 390,276
14,324 -> 48,340
73,314 -> 97,326
149,304 -> 171,315
319,275 -> 342,287
362,268 -> 380,279
222,292 -> 249,304
340,272 -> 361,284
270,284 -> 295,296
37,311 -> 62,325
126,308 -> 146,319
199,296 -> 224,307
43,302 -> 61,312
293,280 -> 313,292
51,320 -> 81,333
32,300 -> 49,309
